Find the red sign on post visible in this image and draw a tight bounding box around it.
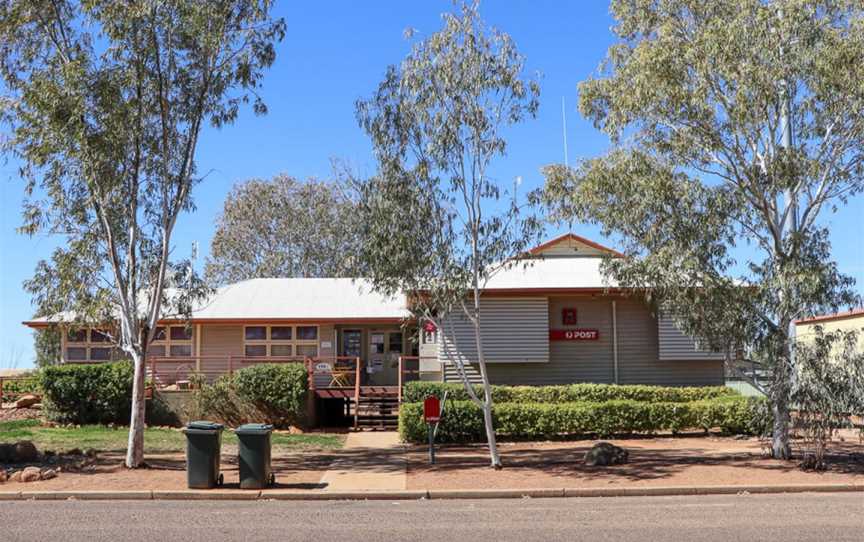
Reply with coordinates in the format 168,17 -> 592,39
423,396 -> 441,423
549,329 -> 600,341
562,308 -> 578,325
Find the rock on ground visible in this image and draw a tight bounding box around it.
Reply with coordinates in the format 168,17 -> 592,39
20,466 -> 41,483
584,442 -> 629,467
0,468 -> 7,483
14,394 -> 40,409
0,440 -> 39,463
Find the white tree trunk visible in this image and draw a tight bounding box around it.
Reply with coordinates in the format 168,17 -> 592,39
125,350 -> 147,468
471,301 -> 502,468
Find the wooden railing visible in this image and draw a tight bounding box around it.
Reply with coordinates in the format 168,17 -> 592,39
397,356 -> 421,403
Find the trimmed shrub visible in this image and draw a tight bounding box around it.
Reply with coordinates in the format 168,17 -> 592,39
398,396 -> 770,443
233,363 -> 308,427
402,381 -> 739,404
41,361 -> 133,424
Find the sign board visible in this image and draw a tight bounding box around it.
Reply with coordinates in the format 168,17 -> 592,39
562,308 -> 578,326
423,396 -> 441,423
320,341 -> 332,349
314,362 -> 333,372
549,329 -> 600,341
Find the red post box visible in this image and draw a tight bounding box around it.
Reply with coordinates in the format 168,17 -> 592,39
423,395 -> 441,424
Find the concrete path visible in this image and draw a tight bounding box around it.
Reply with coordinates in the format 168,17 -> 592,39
319,431 -> 406,491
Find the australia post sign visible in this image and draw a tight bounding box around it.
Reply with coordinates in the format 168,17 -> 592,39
549,329 -> 600,341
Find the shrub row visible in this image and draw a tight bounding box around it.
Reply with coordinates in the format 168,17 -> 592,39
40,361 -> 309,428
188,363 -> 308,428
402,381 -> 739,405
41,361 -> 133,425
398,396 -> 771,443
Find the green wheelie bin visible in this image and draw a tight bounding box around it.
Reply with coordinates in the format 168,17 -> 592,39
183,421 -> 224,489
235,423 -> 275,489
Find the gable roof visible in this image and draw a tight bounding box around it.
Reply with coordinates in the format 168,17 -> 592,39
528,233 -> 623,258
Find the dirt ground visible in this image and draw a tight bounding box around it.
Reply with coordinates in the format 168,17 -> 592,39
1,444 -> 335,491
407,432 -> 864,490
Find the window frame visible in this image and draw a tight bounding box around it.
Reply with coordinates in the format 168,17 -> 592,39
63,328 -> 118,363
243,324 -> 319,358
150,325 -> 194,358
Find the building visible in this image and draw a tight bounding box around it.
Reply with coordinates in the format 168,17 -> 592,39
796,308 -> 864,352
23,234 -> 724,426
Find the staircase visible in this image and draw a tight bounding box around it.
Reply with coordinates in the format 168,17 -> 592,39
352,386 -> 399,429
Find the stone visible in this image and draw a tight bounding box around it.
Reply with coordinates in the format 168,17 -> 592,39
84,448 -> 98,458
66,448 -> 83,456
584,442 -> 629,467
0,468 -> 7,483
14,394 -> 40,409
12,441 -> 39,463
20,466 -> 41,483
0,443 -> 12,462
9,470 -> 22,483
40,468 -> 58,480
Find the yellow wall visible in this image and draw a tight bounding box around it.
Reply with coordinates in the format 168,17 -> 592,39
796,314 -> 864,353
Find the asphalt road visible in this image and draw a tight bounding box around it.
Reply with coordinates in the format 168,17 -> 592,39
2,493 -> 862,542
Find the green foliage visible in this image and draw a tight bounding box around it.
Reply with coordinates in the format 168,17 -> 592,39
542,0 -> 864,458
402,382 -> 738,404
187,364 -> 308,428
33,327 -> 62,368
233,363 -> 309,427
205,175 -> 360,285
399,396 -> 770,444
186,374 -> 253,428
40,362 -> 133,425
0,373 -> 41,397
792,328 -> 864,469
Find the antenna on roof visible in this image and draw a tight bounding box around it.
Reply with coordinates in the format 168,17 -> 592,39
562,96 -> 569,168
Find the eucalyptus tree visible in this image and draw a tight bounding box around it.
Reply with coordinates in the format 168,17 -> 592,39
544,0 -> 864,458
205,174 -> 360,285
355,1 -> 542,468
0,0 -> 284,467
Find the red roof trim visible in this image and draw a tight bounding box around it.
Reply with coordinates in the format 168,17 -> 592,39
795,308 -> 864,325
23,317 -> 409,329
528,233 -> 624,258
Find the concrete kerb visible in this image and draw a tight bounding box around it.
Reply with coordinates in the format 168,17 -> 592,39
0,484 -> 861,501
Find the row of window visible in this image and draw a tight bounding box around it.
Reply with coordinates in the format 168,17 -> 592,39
243,325 -> 318,358
64,324 -> 326,361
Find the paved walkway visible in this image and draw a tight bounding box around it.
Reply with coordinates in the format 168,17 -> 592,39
319,431 -> 406,491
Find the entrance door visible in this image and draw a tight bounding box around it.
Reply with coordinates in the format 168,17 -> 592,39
367,330 -> 403,386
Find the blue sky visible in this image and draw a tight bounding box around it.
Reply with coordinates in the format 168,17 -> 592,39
1,1 -> 862,368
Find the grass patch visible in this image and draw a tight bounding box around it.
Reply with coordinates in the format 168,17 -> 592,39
0,419 -> 344,454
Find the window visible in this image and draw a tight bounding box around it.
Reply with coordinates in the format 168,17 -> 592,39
150,325 -> 193,357
271,326 -> 292,340
296,326 -> 317,341
243,325 -> 319,358
388,332 -> 403,354
64,328 -> 117,362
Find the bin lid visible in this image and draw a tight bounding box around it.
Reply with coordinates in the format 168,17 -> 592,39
187,421 -> 224,431
234,423 -> 274,435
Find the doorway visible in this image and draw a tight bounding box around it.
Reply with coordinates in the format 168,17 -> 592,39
366,330 -> 403,386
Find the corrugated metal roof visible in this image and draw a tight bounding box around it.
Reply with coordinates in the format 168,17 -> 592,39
188,278 -> 409,321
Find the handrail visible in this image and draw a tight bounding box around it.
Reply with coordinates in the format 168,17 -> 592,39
353,356 -> 362,429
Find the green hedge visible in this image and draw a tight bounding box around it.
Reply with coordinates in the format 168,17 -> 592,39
398,396 -> 770,443
41,362 -> 133,424
233,363 -> 308,427
402,382 -> 739,404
